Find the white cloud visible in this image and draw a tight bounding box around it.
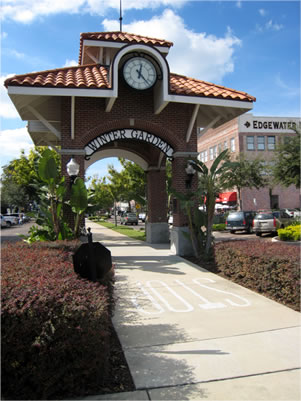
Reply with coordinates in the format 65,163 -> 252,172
265,19 -> 283,31
62,59 -> 78,67
0,75 -> 20,119
236,1 -> 242,9
275,74 -> 300,98
1,0 -> 188,23
7,49 -> 26,59
259,8 -> 266,16
103,9 -> 241,83
256,19 -> 283,33
0,127 -> 34,167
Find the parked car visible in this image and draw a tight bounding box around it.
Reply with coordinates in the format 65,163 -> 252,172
138,213 -> 146,222
293,208 -> 301,219
253,210 -> 293,236
1,215 -> 8,228
225,211 -> 256,234
120,212 -> 138,225
3,214 -> 19,226
280,208 -> 297,218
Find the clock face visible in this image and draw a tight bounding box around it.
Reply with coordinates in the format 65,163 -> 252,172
123,57 -> 157,90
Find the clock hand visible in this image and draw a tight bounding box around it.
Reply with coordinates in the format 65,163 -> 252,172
140,73 -> 149,85
136,64 -> 143,79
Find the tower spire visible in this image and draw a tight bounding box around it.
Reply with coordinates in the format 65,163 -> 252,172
119,0 -> 123,32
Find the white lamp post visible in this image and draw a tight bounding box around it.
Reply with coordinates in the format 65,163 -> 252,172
66,157 -> 80,184
185,162 -> 196,189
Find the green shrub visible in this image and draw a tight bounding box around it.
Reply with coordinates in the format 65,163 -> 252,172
214,241 -> 300,311
1,242 -> 113,400
212,223 -> 226,231
278,225 -> 301,241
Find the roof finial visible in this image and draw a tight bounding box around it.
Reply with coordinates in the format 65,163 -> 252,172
119,0 -> 123,32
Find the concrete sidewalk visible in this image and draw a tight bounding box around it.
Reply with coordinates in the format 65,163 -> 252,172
83,220 -> 301,401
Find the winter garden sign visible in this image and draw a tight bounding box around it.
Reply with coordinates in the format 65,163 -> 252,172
85,129 -> 174,160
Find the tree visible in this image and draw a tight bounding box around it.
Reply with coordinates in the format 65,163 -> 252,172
89,177 -> 114,214
0,147 -> 60,211
189,149 -> 235,256
219,153 -> 267,210
272,128 -> 300,188
172,150 -> 234,259
1,180 -> 30,212
107,159 -> 146,208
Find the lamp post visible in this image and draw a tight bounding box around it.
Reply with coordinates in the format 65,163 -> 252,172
185,163 -> 196,189
66,157 -> 80,185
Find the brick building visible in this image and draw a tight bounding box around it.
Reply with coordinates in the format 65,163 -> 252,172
5,31 -> 255,255
198,113 -> 301,211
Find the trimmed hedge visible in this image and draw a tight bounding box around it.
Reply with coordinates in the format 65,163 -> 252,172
214,241 -> 300,311
1,241 -> 113,400
278,224 -> 301,241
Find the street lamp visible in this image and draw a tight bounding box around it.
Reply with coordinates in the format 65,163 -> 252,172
185,162 -> 196,189
66,157 -> 80,185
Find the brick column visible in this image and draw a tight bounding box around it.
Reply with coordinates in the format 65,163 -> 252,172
146,168 -> 169,243
170,155 -> 198,255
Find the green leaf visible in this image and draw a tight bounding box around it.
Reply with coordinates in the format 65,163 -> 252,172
210,149 -> 228,176
70,177 -> 88,212
38,154 -> 58,183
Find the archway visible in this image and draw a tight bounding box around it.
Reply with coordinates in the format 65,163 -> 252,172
5,31 -> 255,255
83,129 -> 174,244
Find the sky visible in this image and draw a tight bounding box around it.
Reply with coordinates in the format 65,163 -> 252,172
1,0 -> 300,181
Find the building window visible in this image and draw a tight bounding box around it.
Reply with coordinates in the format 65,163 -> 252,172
218,143 -> 222,154
268,136 -> 276,150
230,138 -> 235,152
224,140 -> 228,149
247,136 -> 255,150
209,147 -> 214,160
204,150 -> 208,162
257,136 -> 265,150
200,151 -> 204,162
213,145 -> 217,159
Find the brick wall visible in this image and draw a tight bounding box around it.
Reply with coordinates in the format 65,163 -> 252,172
198,117 -> 301,210
60,77 -> 199,227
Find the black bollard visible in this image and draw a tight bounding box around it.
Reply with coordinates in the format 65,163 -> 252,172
87,227 -> 97,282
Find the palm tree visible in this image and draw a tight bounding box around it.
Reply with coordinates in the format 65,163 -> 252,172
189,150 -> 233,256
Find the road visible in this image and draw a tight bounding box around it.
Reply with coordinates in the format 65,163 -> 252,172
1,221 -> 35,243
107,217 -> 274,242
1,218 -> 274,244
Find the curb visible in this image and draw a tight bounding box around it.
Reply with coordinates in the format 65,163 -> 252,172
272,236 -> 301,245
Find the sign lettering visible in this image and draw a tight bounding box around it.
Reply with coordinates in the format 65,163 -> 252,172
85,129 -> 174,160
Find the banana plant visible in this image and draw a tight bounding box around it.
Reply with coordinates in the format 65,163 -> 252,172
170,189 -> 206,258
188,149 -> 234,256
69,177 -> 88,238
25,150 -> 89,242
37,149 -> 68,240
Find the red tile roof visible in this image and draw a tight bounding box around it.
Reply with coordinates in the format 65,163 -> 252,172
80,31 -> 174,47
5,65 -> 255,102
79,31 -> 173,65
5,65 -> 110,89
170,73 -> 256,102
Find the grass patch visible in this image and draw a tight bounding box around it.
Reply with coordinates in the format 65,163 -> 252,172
96,221 -> 146,241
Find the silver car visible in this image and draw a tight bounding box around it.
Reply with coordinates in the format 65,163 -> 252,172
120,212 -> 138,225
253,210 -> 293,236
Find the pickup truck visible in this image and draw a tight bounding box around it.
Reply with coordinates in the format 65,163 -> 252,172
3,215 -> 19,226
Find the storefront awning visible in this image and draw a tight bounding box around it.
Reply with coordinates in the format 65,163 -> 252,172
220,192 -> 237,203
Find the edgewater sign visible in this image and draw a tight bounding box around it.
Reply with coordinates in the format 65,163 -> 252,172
239,114 -> 301,133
